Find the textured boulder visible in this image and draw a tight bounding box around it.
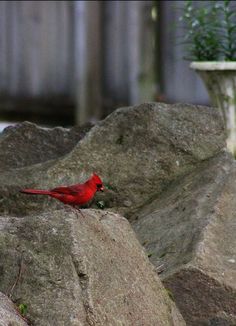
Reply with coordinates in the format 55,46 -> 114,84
0,102 -> 226,216
0,101 -> 232,325
0,210 -> 185,326
0,292 -> 28,325
0,121 -> 92,172
132,151 -> 236,325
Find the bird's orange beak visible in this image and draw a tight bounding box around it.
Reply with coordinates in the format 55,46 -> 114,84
100,186 -> 104,192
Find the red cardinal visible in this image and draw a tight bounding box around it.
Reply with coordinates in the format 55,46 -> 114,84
20,173 -> 104,217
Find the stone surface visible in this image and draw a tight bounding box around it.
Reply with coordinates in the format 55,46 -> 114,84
0,210 -> 185,326
0,102 -> 226,217
0,291 -> 28,325
0,121 -> 93,172
132,151 -> 236,325
0,101 -> 231,325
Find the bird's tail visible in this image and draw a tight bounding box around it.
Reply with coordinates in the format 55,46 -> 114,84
20,189 -> 51,195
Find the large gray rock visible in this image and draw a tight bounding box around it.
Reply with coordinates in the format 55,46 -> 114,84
0,101 -> 231,325
133,151 -> 236,325
0,292 -> 28,325
0,102 -> 226,216
45,102 -> 226,215
0,210 -> 185,326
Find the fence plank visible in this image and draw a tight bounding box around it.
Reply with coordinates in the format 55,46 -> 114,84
73,1 -> 88,124
158,0 -> 209,104
74,1 -> 102,124
127,1 -> 154,105
102,1 -> 155,112
0,1 -> 8,92
102,1 -> 129,111
86,1 -> 102,120
0,1 -> 73,98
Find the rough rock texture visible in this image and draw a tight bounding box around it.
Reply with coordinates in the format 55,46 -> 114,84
0,121 -> 93,172
0,103 -> 226,216
0,210 -> 185,326
0,291 -> 28,325
0,101 -> 233,325
132,151 -> 236,325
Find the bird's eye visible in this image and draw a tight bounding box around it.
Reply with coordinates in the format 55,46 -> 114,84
96,184 -> 104,191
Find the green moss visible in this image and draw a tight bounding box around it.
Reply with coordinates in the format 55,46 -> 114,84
165,288 -> 174,302
96,200 -> 106,209
18,303 -> 28,316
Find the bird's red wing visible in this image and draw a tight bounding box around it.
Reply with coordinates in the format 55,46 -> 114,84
51,185 -> 83,196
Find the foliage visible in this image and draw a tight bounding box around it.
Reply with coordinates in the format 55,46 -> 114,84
104,183 -> 115,191
220,0 -> 236,60
18,303 -> 28,316
96,200 -> 105,209
179,0 -> 236,61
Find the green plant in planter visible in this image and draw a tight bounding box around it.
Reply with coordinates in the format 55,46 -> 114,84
179,0 -> 236,61
179,0 -> 236,156
220,0 -> 236,60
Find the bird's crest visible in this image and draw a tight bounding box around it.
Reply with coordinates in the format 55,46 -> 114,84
92,173 -> 103,185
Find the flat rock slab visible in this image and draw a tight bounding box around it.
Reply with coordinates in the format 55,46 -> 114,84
0,210 -> 185,326
133,151 -> 236,325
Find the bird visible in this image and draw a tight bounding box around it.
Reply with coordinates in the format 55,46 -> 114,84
20,173 -> 104,217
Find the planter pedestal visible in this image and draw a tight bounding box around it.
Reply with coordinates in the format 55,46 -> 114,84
190,61 -> 236,155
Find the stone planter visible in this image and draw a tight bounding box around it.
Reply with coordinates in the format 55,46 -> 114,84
190,61 -> 236,155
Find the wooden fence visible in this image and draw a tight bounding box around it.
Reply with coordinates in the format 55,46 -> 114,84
0,1 -> 210,126
158,0 -> 209,105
